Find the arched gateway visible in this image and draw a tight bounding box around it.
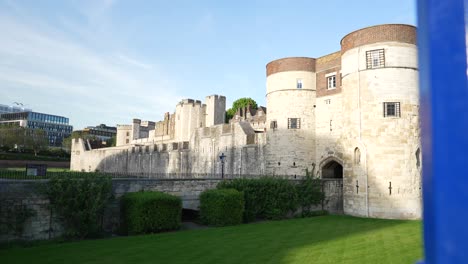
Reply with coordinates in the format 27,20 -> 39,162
321,160 -> 343,179
318,157 -> 344,214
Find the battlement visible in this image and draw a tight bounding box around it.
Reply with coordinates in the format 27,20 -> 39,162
141,121 -> 156,127
206,94 -> 226,100
117,124 -> 132,129
177,99 -> 204,107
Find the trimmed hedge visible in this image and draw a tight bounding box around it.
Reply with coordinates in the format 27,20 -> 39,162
200,189 -> 244,226
120,191 -> 181,235
45,173 -> 112,239
217,178 -> 299,222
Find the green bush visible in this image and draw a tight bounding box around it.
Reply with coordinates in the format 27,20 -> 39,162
217,178 -> 298,222
296,175 -> 325,216
121,191 -> 181,235
44,173 -> 112,239
200,189 -> 244,226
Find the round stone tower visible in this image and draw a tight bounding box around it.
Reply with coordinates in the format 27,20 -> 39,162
340,24 -> 421,219
265,57 -> 317,176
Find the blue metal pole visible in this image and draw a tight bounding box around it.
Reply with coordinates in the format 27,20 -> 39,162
417,0 -> 468,263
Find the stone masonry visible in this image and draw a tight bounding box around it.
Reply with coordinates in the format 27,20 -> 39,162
71,24 -> 422,220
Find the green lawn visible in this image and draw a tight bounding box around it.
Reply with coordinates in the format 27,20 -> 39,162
0,215 -> 422,264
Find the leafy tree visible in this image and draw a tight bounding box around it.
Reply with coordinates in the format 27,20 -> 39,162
225,97 -> 258,123
25,128 -> 48,156
106,135 -> 116,147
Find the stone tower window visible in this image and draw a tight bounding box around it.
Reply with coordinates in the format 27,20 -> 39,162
416,148 -> 421,168
366,49 -> 385,69
288,118 -> 301,129
296,79 -> 303,89
270,120 -> 277,129
354,147 -> 361,164
383,102 -> 401,117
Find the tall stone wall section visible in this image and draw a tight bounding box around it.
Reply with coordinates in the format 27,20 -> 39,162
71,122 -> 266,176
265,58 -> 317,176
116,125 -> 132,146
315,52 -> 345,174
205,95 -> 226,127
340,24 -> 421,219
175,100 -> 206,142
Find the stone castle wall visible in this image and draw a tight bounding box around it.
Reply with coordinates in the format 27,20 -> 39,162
72,122 -> 267,176
340,25 -> 421,219
72,24 -> 421,220
0,178 -> 343,241
265,65 -> 317,176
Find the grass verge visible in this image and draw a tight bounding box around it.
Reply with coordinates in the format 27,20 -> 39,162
0,215 -> 422,264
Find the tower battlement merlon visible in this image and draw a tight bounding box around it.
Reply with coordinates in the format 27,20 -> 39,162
117,124 -> 132,129
206,94 -> 226,100
178,98 -> 204,107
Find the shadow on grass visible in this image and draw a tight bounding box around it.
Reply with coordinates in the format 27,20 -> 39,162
0,215 -> 422,264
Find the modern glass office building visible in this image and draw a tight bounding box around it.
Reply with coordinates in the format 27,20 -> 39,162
0,111 -> 73,147
0,104 -> 32,114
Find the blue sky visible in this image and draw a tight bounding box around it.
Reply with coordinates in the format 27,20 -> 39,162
0,0 -> 416,129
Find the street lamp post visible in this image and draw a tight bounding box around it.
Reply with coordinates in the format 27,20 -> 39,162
219,152 -> 226,179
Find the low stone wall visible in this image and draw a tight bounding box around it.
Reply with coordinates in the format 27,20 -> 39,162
0,180 -> 63,241
0,178 -> 343,242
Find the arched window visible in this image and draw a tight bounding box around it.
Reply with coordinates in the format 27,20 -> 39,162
354,147 -> 361,165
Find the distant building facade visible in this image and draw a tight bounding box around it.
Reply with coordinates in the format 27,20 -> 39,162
75,124 -> 117,141
0,111 -> 73,147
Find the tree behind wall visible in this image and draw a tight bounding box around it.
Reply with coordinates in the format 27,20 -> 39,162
0,127 -> 48,155
225,97 -> 258,123
25,129 -> 48,156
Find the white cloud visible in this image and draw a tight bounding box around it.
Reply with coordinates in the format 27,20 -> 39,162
0,12 -> 182,129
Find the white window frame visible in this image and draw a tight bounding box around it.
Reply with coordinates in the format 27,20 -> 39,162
296,79 -> 303,89
327,75 -> 336,90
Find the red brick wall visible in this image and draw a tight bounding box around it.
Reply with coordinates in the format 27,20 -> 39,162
316,52 -> 342,97
341,24 -> 416,53
266,57 -> 316,76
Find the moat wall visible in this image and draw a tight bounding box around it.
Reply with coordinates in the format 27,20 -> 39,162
0,178 -> 342,242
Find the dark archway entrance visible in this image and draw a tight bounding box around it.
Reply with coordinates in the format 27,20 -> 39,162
322,160 -> 343,179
